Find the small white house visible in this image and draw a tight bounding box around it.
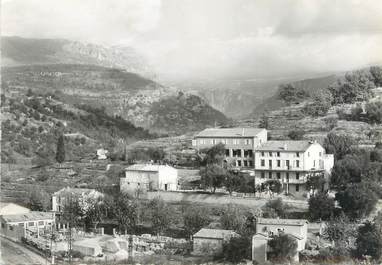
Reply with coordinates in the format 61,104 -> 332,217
252,218 -> 308,263
96,148 -> 109,160
120,164 -> 178,195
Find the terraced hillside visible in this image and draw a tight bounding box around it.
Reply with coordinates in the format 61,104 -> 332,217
2,64 -> 229,135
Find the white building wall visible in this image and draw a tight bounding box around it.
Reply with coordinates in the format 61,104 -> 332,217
157,167 -> 178,191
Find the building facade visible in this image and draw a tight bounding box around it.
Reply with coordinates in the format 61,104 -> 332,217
254,140 -> 334,196
193,228 -> 238,256
192,128 -> 268,168
120,164 -> 178,196
52,187 -> 104,212
252,218 -> 308,263
0,210 -> 55,241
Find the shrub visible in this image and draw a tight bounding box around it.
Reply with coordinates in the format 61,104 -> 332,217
355,221 -> 382,260
268,233 -> 298,262
308,193 -> 335,221
288,129 -> 305,140
222,236 -> 251,263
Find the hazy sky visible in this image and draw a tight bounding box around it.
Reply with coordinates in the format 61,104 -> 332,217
2,0 -> 382,81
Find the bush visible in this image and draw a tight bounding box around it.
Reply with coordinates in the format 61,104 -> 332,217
288,130 -> 305,140
222,236 -> 251,263
278,84 -> 309,104
355,221 -> 382,260
308,193 -> 335,221
268,233 -> 298,262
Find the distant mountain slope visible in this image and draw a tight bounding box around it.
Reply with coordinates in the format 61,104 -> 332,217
252,74 -> 339,115
2,64 -> 229,135
1,36 -> 153,77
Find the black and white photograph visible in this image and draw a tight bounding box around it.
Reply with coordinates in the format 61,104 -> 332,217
1,0 -> 382,264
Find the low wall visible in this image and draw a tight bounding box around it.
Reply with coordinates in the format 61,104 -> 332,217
145,191 -> 308,209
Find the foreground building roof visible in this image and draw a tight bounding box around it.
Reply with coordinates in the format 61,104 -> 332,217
256,218 -> 308,226
0,202 -> 30,216
1,211 -> 54,223
195,128 -> 265,138
193,228 -> 237,239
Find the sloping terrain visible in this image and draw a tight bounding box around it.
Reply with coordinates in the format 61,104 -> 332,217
2,64 -> 229,135
252,74 -> 339,115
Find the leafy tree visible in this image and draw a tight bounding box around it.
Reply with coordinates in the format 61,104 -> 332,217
84,197 -> 106,230
222,236 -> 251,262
200,164 -> 226,193
306,173 -> 326,191
369,66 -> 382,87
330,156 -> 362,190
322,214 -> 357,248
263,198 -> 287,218
329,71 -> 375,104
355,221 -> 382,260
264,180 -> 282,193
288,129 -> 305,140
115,193 -> 139,234
304,90 -> 333,116
278,83 -> 308,104
268,233 -> 298,262
324,116 -> 338,130
224,170 -> 244,195
365,101 -> 382,124
335,183 -> 378,220
55,134 -> 66,163
220,205 -> 246,231
148,197 -> 173,235
308,193 -> 335,221
323,133 -> 355,160
27,187 -> 51,211
201,143 -> 226,165
183,206 -> 211,238
259,113 -> 269,129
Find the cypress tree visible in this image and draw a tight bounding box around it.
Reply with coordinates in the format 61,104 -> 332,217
56,134 -> 65,164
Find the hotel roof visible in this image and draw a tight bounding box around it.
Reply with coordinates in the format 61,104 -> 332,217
125,164 -> 176,172
195,128 -> 265,138
256,218 -> 308,226
256,140 -> 315,152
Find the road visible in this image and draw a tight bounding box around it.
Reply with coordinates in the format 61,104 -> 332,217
0,237 -> 47,265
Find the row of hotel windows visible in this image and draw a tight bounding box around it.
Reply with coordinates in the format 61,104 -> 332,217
199,139 -> 252,145
236,160 -> 254,167
260,171 -> 301,180
225,149 -> 253,157
260,151 -> 322,157
260,159 -> 300,168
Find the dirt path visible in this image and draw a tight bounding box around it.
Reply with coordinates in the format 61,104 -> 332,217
0,237 -> 47,265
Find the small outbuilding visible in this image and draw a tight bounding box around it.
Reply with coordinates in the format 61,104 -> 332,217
120,164 -> 178,195
192,228 -> 239,256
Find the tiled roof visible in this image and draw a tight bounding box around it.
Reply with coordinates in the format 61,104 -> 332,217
125,164 -> 176,172
257,218 -> 308,226
1,211 -> 54,223
193,228 -> 237,239
256,141 -> 314,152
195,128 -> 265,138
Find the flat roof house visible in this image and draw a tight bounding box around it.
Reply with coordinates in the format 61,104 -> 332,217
193,228 -> 239,256
120,164 -> 178,196
254,140 -> 334,197
192,127 -> 267,168
0,205 -> 55,242
0,202 -> 30,216
253,218 -> 308,263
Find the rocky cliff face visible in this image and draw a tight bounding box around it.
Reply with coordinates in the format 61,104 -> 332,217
1,36 -> 154,78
